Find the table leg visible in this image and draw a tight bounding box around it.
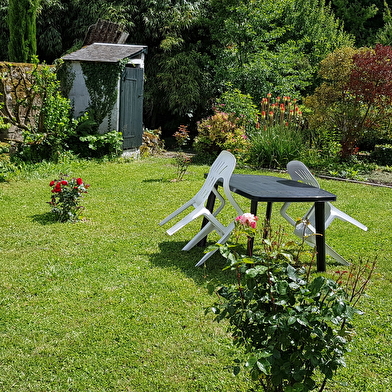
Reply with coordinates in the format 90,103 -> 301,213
265,202 -> 273,221
246,200 -> 259,254
263,202 -> 273,239
197,188 -> 217,247
314,202 -> 326,272
247,201 -> 273,254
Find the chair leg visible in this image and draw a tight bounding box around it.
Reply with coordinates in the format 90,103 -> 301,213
159,200 -> 193,226
182,222 -> 216,251
327,205 -> 368,232
194,222 -> 235,267
302,237 -> 350,266
165,207 -> 226,236
325,243 -> 350,266
280,202 -> 297,226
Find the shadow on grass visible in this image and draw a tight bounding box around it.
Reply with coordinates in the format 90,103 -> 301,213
142,178 -> 167,183
149,240 -> 239,287
30,212 -> 59,225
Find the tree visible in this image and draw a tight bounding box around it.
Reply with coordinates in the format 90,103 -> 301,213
120,0 -> 211,131
305,44 -> 392,158
0,0 -> 8,60
0,0 -> 361,139
376,1 -> 392,45
7,0 -> 40,62
207,0 -> 353,103
327,0 -> 385,46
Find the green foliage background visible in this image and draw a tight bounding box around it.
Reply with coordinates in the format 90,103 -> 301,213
7,0 -> 39,62
2,0 -> 385,137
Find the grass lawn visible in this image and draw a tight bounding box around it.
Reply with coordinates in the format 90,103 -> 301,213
0,155 -> 391,391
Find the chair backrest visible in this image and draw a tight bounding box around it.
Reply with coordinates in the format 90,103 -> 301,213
193,151 -> 243,215
287,160 -> 319,188
195,150 -> 237,205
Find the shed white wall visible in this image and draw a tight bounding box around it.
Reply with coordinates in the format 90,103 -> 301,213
66,52 -> 145,136
67,62 -> 120,134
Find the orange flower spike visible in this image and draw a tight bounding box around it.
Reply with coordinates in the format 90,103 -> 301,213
261,98 -> 268,111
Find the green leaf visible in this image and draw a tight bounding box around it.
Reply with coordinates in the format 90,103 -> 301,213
286,264 -> 298,280
287,316 -> 296,325
256,359 -> 269,375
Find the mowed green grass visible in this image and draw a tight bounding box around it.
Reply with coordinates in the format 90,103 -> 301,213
0,156 -> 391,391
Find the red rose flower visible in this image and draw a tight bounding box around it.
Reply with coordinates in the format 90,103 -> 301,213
49,180 -> 56,186
61,180 -> 68,185
76,178 -> 83,185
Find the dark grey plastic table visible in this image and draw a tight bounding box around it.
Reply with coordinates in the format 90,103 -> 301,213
205,174 -> 337,272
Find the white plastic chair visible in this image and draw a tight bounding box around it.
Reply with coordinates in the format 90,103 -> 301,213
159,150 -> 243,266
280,160 -> 368,265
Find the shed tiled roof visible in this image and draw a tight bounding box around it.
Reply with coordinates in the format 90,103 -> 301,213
62,43 -> 147,63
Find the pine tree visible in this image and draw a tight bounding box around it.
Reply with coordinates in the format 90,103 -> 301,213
7,0 -> 40,62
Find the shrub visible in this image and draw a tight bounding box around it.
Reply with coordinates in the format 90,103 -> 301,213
305,45 -> 392,158
48,174 -> 90,222
79,130 -> 123,158
0,59 -> 82,162
193,110 -> 250,162
140,128 -> 165,157
246,94 -> 305,169
258,94 -> 303,132
216,88 -> 259,137
0,142 -> 15,181
208,216 -> 375,392
370,144 -> 392,166
248,125 -> 304,169
171,125 -> 191,181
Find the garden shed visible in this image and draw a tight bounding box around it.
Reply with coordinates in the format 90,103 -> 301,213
62,43 -> 147,150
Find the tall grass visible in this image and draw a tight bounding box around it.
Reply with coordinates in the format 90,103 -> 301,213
0,156 -> 390,391
249,125 -> 304,169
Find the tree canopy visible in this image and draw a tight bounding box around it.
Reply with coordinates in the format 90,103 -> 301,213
327,0 -> 388,46
7,0 -> 40,62
0,0 -> 390,136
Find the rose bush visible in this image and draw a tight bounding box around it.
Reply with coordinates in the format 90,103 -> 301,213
48,175 -> 90,222
208,214 -> 375,392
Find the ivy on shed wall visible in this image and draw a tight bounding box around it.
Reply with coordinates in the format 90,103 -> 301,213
81,60 -> 127,132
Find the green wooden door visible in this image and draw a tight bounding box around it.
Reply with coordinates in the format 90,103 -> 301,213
119,66 -> 144,149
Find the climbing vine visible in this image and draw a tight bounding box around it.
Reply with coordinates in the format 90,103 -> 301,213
81,59 -> 128,131
56,60 -> 75,98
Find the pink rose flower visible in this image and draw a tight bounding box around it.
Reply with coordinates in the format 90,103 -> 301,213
235,213 -> 258,228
